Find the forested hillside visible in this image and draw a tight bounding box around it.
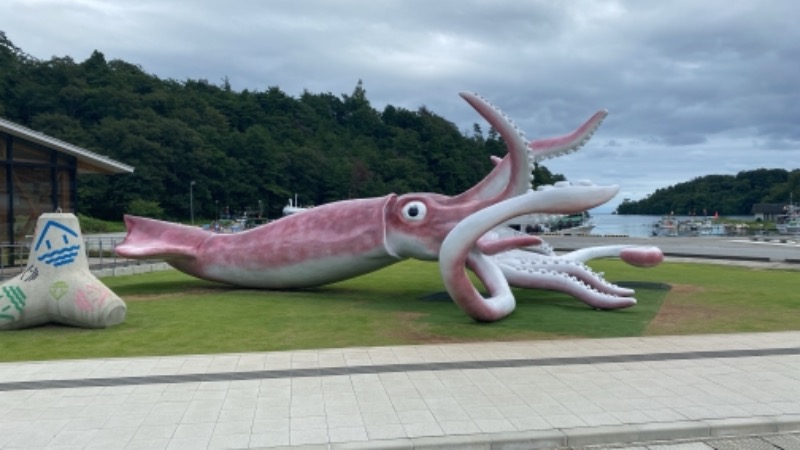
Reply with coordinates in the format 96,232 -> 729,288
616,168 -> 800,215
0,32 -> 565,221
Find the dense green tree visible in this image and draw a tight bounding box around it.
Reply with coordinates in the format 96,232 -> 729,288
532,163 -> 566,188
0,32 -> 573,221
617,169 -> 800,215
127,199 -> 165,218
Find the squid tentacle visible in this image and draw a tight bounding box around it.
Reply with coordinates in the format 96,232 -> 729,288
440,186 -> 619,321
503,267 -> 635,310
442,92 -> 533,205
463,249 -> 517,322
501,179 -> 604,234
529,110 -> 608,162
457,103 -> 608,203
518,240 -> 556,256
497,257 -> 635,298
477,235 -> 543,256
561,245 -> 664,267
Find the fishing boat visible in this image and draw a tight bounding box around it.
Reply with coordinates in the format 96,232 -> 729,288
282,194 -> 310,217
779,219 -> 800,234
652,215 -> 679,237
652,214 -> 728,237
776,194 -> 799,235
776,206 -> 800,234
507,211 -> 595,235
697,219 -> 728,236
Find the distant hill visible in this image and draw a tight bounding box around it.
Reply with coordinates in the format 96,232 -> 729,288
616,168 -> 800,215
0,31 -> 565,221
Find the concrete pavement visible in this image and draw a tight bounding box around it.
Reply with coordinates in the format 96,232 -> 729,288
1,331 -> 799,449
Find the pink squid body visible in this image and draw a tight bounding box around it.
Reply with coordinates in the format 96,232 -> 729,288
117,196 -> 401,288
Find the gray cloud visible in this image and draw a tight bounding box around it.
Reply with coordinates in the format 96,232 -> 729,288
1,0 -> 798,211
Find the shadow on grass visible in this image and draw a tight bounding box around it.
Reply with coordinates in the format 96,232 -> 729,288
617,281 -> 673,290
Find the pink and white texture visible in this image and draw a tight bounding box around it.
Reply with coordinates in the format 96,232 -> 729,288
116,92 -> 662,322
0,213 -> 127,330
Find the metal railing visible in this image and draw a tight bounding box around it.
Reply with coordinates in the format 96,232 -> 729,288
0,237 -> 167,280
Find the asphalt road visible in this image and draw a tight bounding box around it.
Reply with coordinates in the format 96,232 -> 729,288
543,234 -> 800,265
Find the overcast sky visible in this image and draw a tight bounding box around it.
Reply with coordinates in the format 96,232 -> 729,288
2,0 -> 798,212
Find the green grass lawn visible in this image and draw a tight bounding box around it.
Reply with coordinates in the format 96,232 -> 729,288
1,259 -> 798,362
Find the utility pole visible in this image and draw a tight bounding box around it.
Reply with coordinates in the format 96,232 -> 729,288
190,180 -> 196,224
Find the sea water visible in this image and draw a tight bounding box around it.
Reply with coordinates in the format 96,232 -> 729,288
589,214 -> 660,237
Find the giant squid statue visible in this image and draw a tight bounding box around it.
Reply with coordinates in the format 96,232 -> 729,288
116,92 -> 662,322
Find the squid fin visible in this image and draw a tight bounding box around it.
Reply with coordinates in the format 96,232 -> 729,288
115,215 -> 209,260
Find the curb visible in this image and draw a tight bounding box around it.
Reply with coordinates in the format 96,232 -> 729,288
663,252 -> 771,262
256,415 -> 800,449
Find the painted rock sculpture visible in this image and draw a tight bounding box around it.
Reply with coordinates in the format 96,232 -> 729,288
0,213 -> 126,330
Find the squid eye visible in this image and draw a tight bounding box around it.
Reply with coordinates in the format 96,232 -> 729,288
402,201 -> 427,222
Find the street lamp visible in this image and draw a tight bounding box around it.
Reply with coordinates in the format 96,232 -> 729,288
190,180 -> 196,224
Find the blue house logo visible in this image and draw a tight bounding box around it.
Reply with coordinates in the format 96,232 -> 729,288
35,220 -> 81,267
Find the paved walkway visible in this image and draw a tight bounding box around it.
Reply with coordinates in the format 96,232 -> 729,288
1,331 -> 799,449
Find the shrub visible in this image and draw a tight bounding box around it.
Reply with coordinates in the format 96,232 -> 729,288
127,199 -> 165,219
77,214 -> 126,233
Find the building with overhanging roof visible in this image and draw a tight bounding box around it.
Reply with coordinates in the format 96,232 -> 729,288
0,117 -> 133,252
